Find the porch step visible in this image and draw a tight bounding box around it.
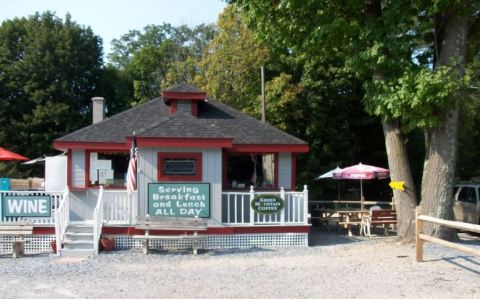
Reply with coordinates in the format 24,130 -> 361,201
67,224 -> 94,234
63,240 -> 95,251
65,232 -> 94,241
61,222 -> 95,256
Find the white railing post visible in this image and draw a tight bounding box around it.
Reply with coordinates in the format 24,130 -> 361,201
303,185 -> 309,225
249,186 -> 255,226
54,211 -> 61,256
129,191 -> 133,224
280,187 -> 285,225
54,187 -> 69,256
133,191 -> 138,224
93,186 -> 105,255
65,187 -> 70,223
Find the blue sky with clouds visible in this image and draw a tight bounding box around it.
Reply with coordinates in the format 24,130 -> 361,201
0,0 -> 226,56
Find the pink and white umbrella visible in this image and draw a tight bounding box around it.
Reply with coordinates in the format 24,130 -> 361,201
333,163 -> 390,208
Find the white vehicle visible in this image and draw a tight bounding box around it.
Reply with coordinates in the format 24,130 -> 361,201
453,184 -> 480,225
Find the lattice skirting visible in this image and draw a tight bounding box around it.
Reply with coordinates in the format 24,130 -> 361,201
0,235 -> 55,255
106,233 -> 309,250
0,233 -> 308,255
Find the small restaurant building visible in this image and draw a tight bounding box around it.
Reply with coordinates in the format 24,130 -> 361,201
1,83 -> 310,256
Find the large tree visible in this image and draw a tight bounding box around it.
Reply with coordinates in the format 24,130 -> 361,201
419,1 -> 473,237
235,0 -> 479,240
0,12 -> 103,176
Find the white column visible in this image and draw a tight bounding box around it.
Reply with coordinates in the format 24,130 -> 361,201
249,186 -> 255,226
303,185 -> 309,225
280,187 -> 285,225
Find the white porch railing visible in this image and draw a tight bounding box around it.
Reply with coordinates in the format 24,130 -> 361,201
93,186 -> 105,255
54,187 -> 70,256
0,190 -> 64,224
222,186 -> 309,226
104,190 -> 137,225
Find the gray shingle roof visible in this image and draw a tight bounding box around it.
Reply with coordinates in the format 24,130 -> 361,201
56,86 -> 307,146
164,83 -> 204,93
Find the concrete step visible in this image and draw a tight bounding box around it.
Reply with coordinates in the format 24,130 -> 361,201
65,232 -> 94,241
63,240 -> 94,251
66,225 -> 94,234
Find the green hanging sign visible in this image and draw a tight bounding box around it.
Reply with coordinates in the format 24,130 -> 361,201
251,194 -> 284,215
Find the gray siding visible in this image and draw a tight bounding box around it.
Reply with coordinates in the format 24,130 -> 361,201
72,149 -> 85,188
137,147 -> 223,223
278,153 -> 292,190
176,100 -> 191,114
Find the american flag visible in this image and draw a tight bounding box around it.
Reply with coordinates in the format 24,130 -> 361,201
126,135 -> 138,193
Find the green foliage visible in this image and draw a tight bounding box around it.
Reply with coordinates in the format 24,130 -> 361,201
196,5 -> 269,114
235,0 -> 480,183
234,0 -> 479,130
108,23 -> 216,105
365,66 -> 469,131
95,65 -> 133,116
0,12 -> 103,176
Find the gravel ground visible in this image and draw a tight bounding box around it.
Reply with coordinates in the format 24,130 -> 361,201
0,229 -> 478,299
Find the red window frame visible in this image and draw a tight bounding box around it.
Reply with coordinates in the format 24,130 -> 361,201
157,152 -> 202,182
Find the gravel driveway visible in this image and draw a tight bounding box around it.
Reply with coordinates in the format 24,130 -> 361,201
1,229 -> 478,299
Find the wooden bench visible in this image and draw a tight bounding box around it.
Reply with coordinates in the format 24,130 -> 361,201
132,216 -> 208,255
0,222 -> 33,258
362,209 -> 397,236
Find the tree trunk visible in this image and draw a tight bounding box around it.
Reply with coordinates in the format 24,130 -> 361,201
420,7 -> 468,239
363,0 -> 418,241
383,120 -> 417,242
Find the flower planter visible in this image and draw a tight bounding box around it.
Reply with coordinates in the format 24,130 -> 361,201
50,240 -> 64,254
100,237 -> 115,251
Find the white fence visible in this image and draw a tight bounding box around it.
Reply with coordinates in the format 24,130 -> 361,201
0,190 -> 65,224
103,190 -> 136,225
222,186 -> 308,225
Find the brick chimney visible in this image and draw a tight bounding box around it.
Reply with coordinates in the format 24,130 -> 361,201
92,97 -> 105,124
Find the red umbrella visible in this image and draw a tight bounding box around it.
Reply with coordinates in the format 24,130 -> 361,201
0,147 -> 28,161
333,163 -> 390,209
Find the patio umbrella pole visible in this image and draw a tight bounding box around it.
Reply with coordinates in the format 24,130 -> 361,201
360,179 -> 364,211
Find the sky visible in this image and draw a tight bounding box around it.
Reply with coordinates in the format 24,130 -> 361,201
0,0 -> 226,57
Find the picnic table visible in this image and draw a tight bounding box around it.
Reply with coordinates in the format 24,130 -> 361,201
312,208 -> 369,236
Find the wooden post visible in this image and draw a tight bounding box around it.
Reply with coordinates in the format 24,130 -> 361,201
415,206 -> 423,262
261,66 -> 266,123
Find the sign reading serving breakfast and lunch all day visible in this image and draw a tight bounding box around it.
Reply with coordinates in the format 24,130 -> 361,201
148,183 -> 210,218
1,195 -> 51,217
251,194 -> 284,215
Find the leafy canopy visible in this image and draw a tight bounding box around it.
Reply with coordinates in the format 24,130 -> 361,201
0,11 -> 103,173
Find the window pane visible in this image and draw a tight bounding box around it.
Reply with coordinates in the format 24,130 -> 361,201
163,159 -> 196,175
458,187 -> 476,204
89,152 -> 129,187
226,154 -> 275,189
